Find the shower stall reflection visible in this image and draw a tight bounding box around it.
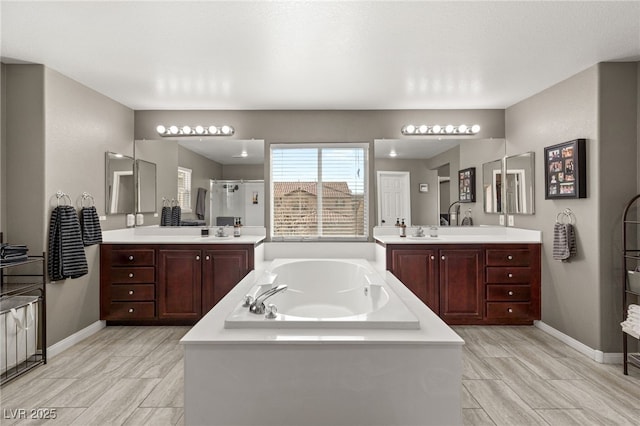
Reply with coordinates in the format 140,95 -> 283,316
210,180 -> 265,227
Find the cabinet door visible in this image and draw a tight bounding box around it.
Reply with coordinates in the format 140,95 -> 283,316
390,248 -> 439,313
202,250 -> 250,314
158,249 -> 202,319
439,248 -> 484,324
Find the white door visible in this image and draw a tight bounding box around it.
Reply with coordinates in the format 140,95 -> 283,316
377,171 -> 411,226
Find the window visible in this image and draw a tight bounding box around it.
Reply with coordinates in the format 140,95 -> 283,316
271,144 -> 368,240
177,167 -> 192,212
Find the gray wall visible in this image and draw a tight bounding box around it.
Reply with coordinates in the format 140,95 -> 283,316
505,63 -> 639,352
0,64 -> 5,234
3,64 -> 134,346
222,164 -> 265,181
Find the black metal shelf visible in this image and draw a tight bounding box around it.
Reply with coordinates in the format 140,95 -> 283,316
621,194 -> 640,376
0,253 -> 47,386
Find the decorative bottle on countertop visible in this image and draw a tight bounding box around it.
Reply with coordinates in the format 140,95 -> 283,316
233,218 -> 241,237
395,218 -> 401,227
400,219 -> 407,237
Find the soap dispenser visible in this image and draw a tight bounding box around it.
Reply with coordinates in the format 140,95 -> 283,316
400,219 -> 407,237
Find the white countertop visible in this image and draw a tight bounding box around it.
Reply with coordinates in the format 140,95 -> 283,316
101,226 -> 266,245
181,261 -> 464,346
374,225 -> 542,245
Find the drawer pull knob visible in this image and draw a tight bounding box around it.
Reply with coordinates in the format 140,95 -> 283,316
507,255 -> 513,260
441,256 -> 445,260
128,255 -> 134,261
206,255 -> 210,260
129,290 -> 134,295
128,308 -> 134,313
508,308 -> 513,313
508,291 -> 514,296
196,255 -> 201,260
128,273 -> 134,278
430,255 -> 435,260
508,273 -> 513,278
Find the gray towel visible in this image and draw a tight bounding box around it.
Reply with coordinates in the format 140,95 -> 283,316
553,222 -> 577,261
196,187 -> 207,220
80,206 -> 102,246
160,206 -> 171,226
48,205 -> 88,280
171,205 -> 181,226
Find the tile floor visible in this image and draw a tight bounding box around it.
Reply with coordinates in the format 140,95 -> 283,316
0,325 -> 638,425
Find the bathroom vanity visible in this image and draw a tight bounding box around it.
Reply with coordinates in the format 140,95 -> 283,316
99,228 -> 264,324
375,226 -> 542,325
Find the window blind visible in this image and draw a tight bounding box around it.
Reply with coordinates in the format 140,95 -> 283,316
271,145 -> 368,240
177,166 -> 192,212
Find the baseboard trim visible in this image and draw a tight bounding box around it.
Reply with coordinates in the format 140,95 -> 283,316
47,320 -> 106,358
534,320 -> 622,364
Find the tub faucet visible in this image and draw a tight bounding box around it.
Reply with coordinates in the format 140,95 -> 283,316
249,284 -> 288,314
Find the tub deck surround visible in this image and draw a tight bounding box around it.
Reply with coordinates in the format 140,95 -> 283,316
181,260 -> 463,426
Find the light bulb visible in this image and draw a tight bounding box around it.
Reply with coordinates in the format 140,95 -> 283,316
156,125 -> 166,134
404,124 -> 415,134
458,124 -> 468,133
195,125 -> 205,134
418,125 -> 428,134
432,125 -> 441,134
169,125 -> 179,134
445,125 -> 454,134
221,125 -> 232,135
208,126 -> 218,134
471,124 -> 481,133
182,125 -> 192,134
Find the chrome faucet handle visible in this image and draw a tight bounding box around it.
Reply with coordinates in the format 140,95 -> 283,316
265,303 -> 278,319
242,295 -> 254,307
249,284 -> 288,315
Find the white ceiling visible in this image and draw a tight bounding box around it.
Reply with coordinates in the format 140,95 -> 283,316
178,138 -> 265,165
1,1 -> 639,111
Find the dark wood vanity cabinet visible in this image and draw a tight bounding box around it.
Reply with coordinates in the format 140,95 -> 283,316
386,243 -> 540,325
391,248 -> 439,312
101,243 -> 254,324
439,248 -> 484,324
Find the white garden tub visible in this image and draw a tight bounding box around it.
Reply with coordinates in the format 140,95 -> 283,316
224,258 -> 419,329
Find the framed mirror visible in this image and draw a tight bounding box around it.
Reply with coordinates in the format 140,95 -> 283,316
136,159 -> 157,213
105,152 -> 134,215
505,152 -> 535,214
482,159 -> 503,214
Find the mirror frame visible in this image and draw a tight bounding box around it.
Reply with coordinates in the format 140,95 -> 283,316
505,151 -> 535,215
105,151 -> 135,215
135,159 -> 157,214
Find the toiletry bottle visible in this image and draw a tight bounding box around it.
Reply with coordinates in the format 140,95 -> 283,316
400,219 -> 406,237
395,218 -> 400,227
234,218 -> 241,237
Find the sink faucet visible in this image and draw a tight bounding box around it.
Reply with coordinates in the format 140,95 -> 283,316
249,284 -> 288,314
447,201 -> 462,226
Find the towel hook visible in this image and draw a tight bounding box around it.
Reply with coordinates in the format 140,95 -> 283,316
556,208 -> 575,224
81,192 -> 95,208
55,191 -> 72,207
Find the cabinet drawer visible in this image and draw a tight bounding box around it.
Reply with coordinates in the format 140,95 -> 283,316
110,267 -> 155,283
486,267 -> 532,283
111,249 -> 155,266
486,249 -> 531,267
486,302 -> 531,319
108,302 -> 155,319
486,285 -> 531,301
110,284 -> 155,301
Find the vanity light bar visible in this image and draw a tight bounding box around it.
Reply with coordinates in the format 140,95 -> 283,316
156,124 -> 235,137
401,124 -> 480,136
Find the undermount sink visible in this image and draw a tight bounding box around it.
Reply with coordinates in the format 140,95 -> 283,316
407,235 -> 439,240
